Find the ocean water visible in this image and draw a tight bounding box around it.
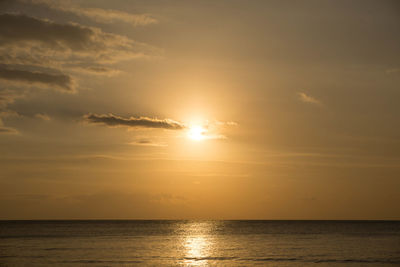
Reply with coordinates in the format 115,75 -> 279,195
0,220 -> 399,266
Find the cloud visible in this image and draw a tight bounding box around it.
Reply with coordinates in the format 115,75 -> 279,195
207,134 -> 227,140
0,67 -> 75,92
129,139 -> 168,147
212,120 -> 238,127
225,121 -> 238,126
0,89 -> 24,108
0,13 -> 156,63
0,9 -> 159,135
298,92 -> 322,105
24,0 -> 158,26
35,113 -> 51,121
0,90 -> 23,135
0,12 -> 158,126
195,120 -> 237,140
200,133 -> 227,140
0,118 -> 18,134
0,126 -> 18,134
0,13 -> 93,50
84,113 -> 186,130
386,68 -> 400,74
70,66 -> 121,76
70,8 -> 157,27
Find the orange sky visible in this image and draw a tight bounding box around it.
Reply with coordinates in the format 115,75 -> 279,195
0,0 -> 399,219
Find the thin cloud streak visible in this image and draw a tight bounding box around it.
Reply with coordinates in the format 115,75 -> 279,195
129,139 -> 168,147
0,125 -> 18,134
298,92 -> 322,105
35,113 -> 51,121
84,113 -> 186,130
70,66 -> 121,77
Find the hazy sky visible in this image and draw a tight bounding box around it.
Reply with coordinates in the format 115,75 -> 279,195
0,0 -> 399,219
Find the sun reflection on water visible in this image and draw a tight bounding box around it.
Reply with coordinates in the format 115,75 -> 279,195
185,236 -> 210,260
181,221 -> 216,266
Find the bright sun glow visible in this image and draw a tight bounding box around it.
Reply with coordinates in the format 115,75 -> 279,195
188,125 -> 206,141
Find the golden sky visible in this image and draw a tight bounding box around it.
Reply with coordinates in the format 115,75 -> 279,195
0,0 -> 399,219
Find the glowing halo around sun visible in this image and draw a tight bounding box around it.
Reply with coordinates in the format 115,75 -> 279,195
187,125 -> 207,141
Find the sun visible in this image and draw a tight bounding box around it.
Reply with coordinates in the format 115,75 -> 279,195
188,125 -> 206,141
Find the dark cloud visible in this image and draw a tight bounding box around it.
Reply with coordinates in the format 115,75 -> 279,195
0,13 -> 158,67
137,139 -> 153,144
22,0 -> 158,27
0,13 -> 92,50
0,12 -> 157,134
0,67 -> 75,92
84,113 -> 185,130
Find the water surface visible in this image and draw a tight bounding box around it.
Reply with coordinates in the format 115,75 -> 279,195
1,220 -> 399,266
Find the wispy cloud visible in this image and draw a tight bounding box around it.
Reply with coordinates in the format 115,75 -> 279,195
84,113 -> 186,130
0,1 -> 161,136
69,66 -> 121,77
24,0 -> 158,26
386,68 -> 400,74
0,118 -> 18,134
201,134 -> 227,140
0,12 -> 159,91
298,92 -> 322,106
0,89 -> 24,109
35,113 -> 51,121
0,126 -> 18,134
0,13 -> 158,66
128,139 -> 168,147
0,12 -> 159,132
197,120 -> 238,140
214,120 -> 238,127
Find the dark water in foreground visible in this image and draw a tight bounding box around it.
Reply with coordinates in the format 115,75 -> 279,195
0,221 -> 399,266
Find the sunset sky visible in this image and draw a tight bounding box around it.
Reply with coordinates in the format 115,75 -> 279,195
0,0 -> 399,220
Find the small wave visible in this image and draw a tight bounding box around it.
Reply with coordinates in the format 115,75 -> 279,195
185,256 -> 299,262
0,235 -> 79,239
43,247 -> 84,251
184,256 -> 238,261
2,255 -> 46,259
247,257 -> 299,262
63,260 -> 143,264
313,258 -> 400,264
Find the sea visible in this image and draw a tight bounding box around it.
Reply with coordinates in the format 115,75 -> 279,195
0,220 -> 399,266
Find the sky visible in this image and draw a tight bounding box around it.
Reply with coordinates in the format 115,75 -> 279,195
0,0 -> 399,220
